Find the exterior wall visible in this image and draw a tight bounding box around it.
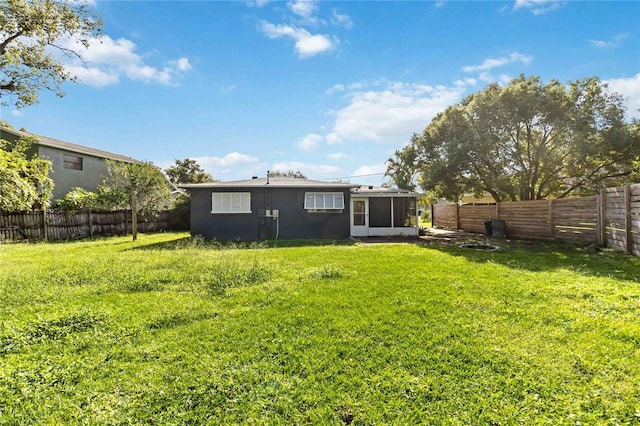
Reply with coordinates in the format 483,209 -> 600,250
37,146 -> 109,201
190,187 -> 352,241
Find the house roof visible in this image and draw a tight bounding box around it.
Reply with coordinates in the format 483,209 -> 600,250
179,177 -> 359,189
351,185 -> 421,197
0,126 -> 137,163
180,178 -> 421,197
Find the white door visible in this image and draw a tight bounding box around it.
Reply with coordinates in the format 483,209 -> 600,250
350,198 -> 369,236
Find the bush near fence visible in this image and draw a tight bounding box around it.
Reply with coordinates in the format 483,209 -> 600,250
432,183 -> 639,256
0,209 -> 174,242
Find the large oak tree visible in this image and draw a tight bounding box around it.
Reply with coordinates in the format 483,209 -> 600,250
393,75 -> 639,202
0,0 -> 102,107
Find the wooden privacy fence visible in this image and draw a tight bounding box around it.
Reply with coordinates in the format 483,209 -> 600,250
433,183 -> 639,256
0,210 -> 171,242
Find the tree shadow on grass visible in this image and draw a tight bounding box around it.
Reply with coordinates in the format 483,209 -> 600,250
420,237 -> 640,283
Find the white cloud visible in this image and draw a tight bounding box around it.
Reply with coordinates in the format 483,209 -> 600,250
588,33 -> 629,49
247,0 -> 270,7
272,161 -> 341,178
11,109 -> 23,117
288,0 -> 318,19
605,73 -> 640,120
331,9 -> 353,29
57,35 -> 192,87
353,163 -> 387,177
434,1 -> 446,9
64,64 -> 120,87
326,84 -> 345,94
260,21 -> 336,58
462,52 -> 532,73
326,81 -> 466,144
325,132 -> 342,144
513,0 -> 564,15
297,133 -> 323,150
327,152 -> 349,160
192,152 -> 261,176
480,73 -> 513,86
174,57 -> 192,71
454,77 -> 477,87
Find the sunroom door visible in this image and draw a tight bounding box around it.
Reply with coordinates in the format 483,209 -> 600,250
350,198 -> 369,236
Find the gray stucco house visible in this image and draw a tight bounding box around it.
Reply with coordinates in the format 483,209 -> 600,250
0,126 -> 137,202
180,177 -> 420,241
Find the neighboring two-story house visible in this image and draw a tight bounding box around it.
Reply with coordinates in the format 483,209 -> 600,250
0,126 -> 138,202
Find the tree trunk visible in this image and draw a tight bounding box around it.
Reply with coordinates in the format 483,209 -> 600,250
131,193 -> 138,241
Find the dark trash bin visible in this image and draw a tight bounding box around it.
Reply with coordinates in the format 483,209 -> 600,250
490,219 -> 506,238
484,220 -> 493,237
485,219 -> 506,238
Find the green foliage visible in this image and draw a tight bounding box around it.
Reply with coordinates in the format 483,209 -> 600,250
55,187 -> 97,211
167,192 -> 190,230
412,75 -> 640,201
268,170 -> 307,179
0,136 -> 53,210
385,139 -> 418,190
96,160 -> 171,215
0,0 -> 103,107
165,158 -> 215,185
420,208 -> 431,224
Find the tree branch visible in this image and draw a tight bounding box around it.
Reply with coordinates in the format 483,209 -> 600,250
0,31 -> 24,55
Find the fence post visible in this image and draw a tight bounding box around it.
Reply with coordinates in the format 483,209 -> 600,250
88,209 -> 94,238
625,184 -> 632,254
131,195 -> 138,241
42,209 -> 48,242
495,201 -> 500,220
430,203 -> 434,228
455,203 -> 460,231
598,189 -> 606,246
548,199 -> 555,239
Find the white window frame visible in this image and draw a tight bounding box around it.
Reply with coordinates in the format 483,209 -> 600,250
211,192 -> 251,214
304,192 -> 344,213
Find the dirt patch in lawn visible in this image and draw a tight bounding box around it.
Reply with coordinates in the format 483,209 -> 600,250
351,228 -> 480,245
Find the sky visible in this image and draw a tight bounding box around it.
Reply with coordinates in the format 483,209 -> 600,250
3,0 -> 640,186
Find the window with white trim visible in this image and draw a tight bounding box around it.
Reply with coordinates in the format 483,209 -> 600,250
304,192 -> 344,213
211,192 -> 251,214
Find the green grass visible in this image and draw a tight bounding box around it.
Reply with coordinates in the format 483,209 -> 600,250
1,233 -> 639,424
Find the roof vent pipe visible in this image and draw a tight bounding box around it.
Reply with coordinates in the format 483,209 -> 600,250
266,170 -> 270,185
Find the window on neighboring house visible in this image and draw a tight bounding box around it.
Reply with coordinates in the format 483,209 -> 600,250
304,192 -> 344,213
211,192 -> 251,214
63,154 -> 83,170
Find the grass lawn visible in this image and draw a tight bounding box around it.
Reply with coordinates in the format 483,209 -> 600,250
1,233 -> 639,424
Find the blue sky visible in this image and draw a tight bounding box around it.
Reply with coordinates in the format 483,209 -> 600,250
5,0 -> 640,185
